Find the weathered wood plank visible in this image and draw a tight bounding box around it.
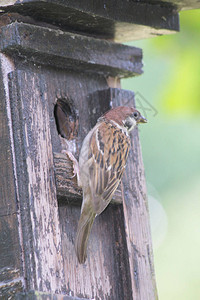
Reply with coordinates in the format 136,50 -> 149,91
4,0 -> 198,13
52,85 -> 155,300
8,70 -> 66,293
0,0 -> 180,42
0,54 -> 23,294
52,85 -> 156,299
107,88 -> 158,300
147,0 -> 200,10
0,16 -> 157,296
53,152 -> 82,204
6,64 -> 132,299
16,290 -> 88,300
40,71 -> 134,299
0,22 -> 143,78
59,204 -> 133,300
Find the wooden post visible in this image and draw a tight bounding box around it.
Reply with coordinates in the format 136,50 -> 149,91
0,1 -> 199,299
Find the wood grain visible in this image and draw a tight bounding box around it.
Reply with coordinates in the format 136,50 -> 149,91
15,290 -> 88,300
0,54 -> 23,297
8,70 -> 66,293
0,22 -> 143,78
4,0 -> 198,12
48,72 -> 132,300
0,14 -> 158,299
111,88 -> 158,300
0,1 -> 180,41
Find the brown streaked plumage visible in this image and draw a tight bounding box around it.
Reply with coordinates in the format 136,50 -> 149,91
75,106 -> 147,264
89,120 -> 130,214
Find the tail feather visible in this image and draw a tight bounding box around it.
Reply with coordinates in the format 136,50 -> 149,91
75,208 -> 96,264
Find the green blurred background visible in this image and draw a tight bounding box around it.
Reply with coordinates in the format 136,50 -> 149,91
122,10 -> 200,300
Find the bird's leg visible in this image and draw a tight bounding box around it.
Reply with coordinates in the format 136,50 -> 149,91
61,150 -> 81,185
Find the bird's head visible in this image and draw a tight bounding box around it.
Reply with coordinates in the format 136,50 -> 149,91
101,106 -> 147,132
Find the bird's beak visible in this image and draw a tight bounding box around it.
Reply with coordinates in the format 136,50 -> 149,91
137,115 -> 147,124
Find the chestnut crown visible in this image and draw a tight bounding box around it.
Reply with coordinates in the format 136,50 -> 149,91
99,106 -> 147,131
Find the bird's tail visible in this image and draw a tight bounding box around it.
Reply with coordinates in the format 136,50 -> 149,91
75,206 -> 96,264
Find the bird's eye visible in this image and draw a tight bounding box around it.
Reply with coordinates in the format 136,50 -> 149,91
133,112 -> 138,118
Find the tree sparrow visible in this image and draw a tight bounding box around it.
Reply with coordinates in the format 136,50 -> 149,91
75,106 -> 147,263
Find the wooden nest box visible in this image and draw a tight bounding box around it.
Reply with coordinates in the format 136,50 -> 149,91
0,1 -> 199,299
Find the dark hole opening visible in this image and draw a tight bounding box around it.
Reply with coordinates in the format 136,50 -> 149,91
54,98 -> 79,140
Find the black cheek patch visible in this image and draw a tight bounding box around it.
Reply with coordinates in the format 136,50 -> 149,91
125,119 -> 132,130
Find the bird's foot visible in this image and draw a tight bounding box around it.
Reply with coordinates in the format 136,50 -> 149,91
61,150 -> 80,184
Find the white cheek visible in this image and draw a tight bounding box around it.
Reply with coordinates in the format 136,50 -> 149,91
128,118 -> 137,132
132,119 -> 137,127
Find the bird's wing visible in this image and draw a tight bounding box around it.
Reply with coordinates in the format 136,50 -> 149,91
88,121 -> 131,215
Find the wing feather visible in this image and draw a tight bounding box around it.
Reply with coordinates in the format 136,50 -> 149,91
88,121 -> 130,214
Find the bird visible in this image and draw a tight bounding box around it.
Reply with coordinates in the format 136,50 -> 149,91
75,106 -> 147,264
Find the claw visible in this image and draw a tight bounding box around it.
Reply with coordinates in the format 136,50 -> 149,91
61,150 -> 81,184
